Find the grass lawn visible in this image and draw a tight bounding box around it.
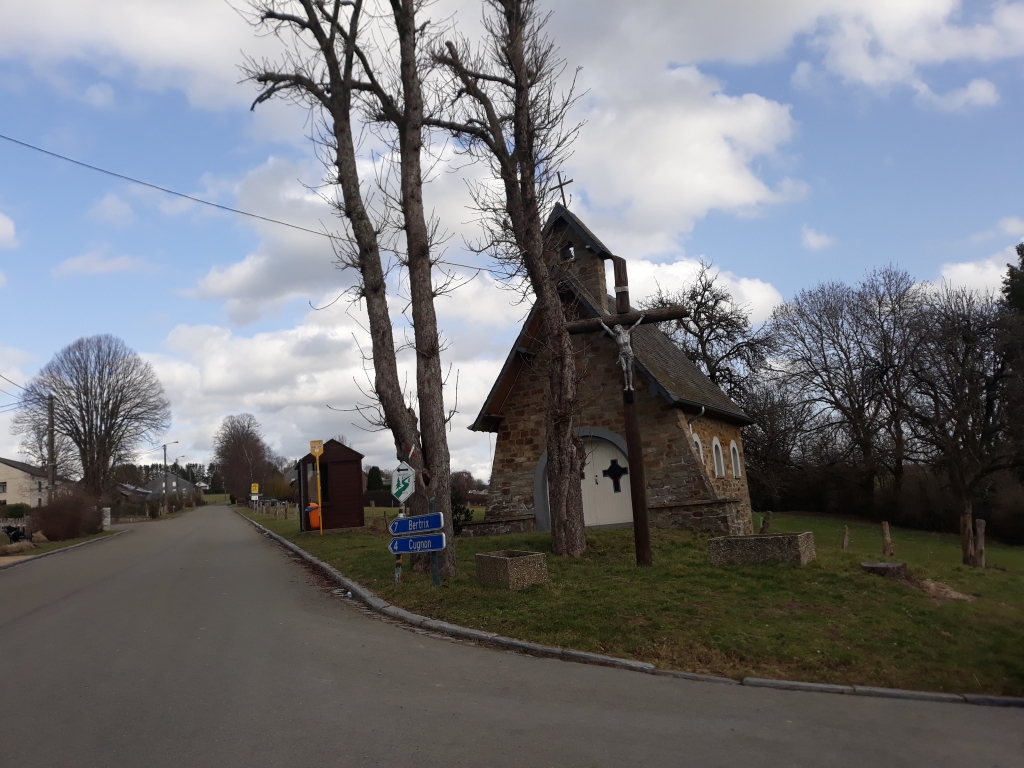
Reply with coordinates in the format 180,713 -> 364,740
240,507 -> 1024,696
0,530 -> 118,561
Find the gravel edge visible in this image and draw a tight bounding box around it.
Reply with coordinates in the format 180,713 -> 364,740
237,512 -> 1024,708
0,529 -> 129,572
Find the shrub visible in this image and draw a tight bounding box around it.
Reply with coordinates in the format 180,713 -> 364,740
31,490 -> 103,541
3,502 -> 32,519
451,488 -> 473,536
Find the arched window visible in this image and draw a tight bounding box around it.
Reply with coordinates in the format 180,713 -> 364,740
730,440 -> 742,478
693,434 -> 704,464
712,438 -> 725,478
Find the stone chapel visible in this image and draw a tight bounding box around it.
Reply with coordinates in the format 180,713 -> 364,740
469,204 -> 755,536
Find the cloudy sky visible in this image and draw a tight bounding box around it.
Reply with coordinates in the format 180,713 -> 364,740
1,0 -> 1023,478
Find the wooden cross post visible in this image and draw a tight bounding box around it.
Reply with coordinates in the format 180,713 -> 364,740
564,256 -> 690,567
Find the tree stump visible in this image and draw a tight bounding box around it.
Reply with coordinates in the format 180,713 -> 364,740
841,525 -> 850,551
861,561 -> 908,579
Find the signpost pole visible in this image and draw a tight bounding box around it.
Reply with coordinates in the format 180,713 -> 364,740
428,499 -> 439,587
394,502 -> 405,584
315,454 -> 323,536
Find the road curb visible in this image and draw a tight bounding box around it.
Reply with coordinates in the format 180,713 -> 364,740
237,511 -> 1024,708
0,530 -> 128,572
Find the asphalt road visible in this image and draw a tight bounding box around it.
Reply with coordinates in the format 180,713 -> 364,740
1,505 -> 1020,767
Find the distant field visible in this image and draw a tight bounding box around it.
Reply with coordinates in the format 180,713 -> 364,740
203,494 -> 231,504
240,508 -> 1024,696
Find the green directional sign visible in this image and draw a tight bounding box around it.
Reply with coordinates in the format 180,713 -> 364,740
391,461 -> 415,503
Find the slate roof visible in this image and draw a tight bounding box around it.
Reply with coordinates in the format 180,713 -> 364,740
469,207 -> 753,431
0,456 -> 46,478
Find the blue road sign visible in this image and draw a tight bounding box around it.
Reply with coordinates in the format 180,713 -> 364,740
388,533 -> 446,554
389,512 -> 444,536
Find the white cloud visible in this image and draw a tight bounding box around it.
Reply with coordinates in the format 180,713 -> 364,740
191,158 -> 348,324
913,78 -> 999,112
801,224 -> 836,250
53,249 -> 150,277
567,65 -> 801,254
0,211 -> 19,249
1000,216 -> 1024,236
88,193 -> 134,226
939,246 -> 1014,291
83,81 -> 114,107
148,294 -> 503,479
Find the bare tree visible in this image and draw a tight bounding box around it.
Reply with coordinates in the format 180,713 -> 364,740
850,267 -> 924,498
14,414 -> 80,481
430,0 -> 587,556
212,414 -> 280,501
770,282 -> 885,513
243,0 -> 457,573
907,285 -> 1016,565
640,261 -> 775,400
12,335 -> 171,497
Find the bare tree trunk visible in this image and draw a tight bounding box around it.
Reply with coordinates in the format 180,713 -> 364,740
975,518 -> 986,568
246,0 -> 432,524
390,0 -> 456,574
430,0 -> 587,557
959,495 -> 977,567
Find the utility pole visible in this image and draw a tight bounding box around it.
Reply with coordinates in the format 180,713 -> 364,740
47,393 -> 55,503
161,441 -> 178,516
163,444 -> 168,516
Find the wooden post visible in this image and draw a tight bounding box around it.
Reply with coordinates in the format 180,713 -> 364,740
882,521 -> 894,558
758,511 -> 772,534
975,518 -> 986,568
623,389 -> 652,567
842,525 -> 850,551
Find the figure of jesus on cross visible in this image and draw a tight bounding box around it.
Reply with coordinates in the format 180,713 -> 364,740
598,314 -> 645,391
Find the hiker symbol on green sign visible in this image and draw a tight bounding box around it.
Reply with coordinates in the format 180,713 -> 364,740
391,462 -> 415,503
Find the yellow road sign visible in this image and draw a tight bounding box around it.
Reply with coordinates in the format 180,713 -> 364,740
310,440 -> 324,457
251,483 -> 259,494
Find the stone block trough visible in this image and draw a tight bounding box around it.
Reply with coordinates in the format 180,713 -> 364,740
475,550 -> 548,590
708,532 -> 816,566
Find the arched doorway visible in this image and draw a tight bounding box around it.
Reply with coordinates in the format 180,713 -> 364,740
533,428 -> 633,530
579,438 -> 633,527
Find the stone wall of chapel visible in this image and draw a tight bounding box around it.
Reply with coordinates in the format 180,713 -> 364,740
485,331 -> 753,534
688,418 -> 752,509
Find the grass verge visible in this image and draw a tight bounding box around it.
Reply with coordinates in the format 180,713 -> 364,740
0,530 -> 118,561
241,507 -> 1024,696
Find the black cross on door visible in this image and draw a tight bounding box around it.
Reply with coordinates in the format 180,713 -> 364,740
602,459 -> 629,493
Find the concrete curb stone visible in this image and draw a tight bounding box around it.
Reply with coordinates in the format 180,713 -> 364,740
236,510 -> 1024,708
852,686 -> 965,704
652,670 -> 738,685
744,677 -> 853,695
963,694 -> 1024,708
0,529 -> 128,572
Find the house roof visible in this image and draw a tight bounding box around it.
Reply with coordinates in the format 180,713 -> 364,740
0,456 -> 46,478
299,438 -> 365,464
469,207 -> 753,431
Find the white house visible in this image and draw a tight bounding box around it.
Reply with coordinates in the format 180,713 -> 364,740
0,456 -> 51,508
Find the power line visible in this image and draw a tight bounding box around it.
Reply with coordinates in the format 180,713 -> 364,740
0,132 -> 505,276
0,373 -> 27,391
0,132 -> 336,240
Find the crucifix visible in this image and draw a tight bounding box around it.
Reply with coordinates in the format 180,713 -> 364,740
564,255 -> 690,566
554,172 -> 574,207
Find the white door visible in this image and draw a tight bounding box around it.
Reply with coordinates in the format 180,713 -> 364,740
580,439 -> 633,527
